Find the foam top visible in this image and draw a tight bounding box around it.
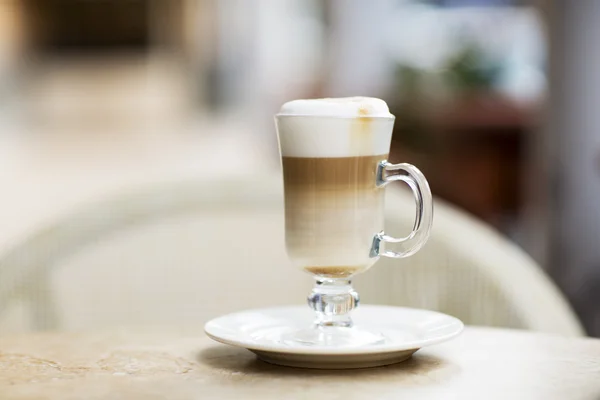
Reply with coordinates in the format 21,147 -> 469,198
278,97 -> 393,118
276,103 -> 394,157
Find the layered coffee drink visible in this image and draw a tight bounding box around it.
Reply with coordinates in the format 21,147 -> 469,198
274,97 -> 432,348
276,97 -> 394,278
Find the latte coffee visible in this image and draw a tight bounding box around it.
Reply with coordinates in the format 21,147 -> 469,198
276,98 -> 394,278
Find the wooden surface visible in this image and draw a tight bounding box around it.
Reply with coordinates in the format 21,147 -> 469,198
0,327 -> 599,399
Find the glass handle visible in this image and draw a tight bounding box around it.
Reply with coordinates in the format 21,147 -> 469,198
370,161 -> 433,259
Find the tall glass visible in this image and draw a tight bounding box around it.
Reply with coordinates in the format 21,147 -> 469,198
276,114 -> 433,347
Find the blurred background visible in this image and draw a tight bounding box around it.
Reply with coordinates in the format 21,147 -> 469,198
0,0 -> 598,336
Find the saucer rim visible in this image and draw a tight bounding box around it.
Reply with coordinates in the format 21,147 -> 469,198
204,305 -> 464,355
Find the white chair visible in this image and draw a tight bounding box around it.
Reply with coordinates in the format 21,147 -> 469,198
0,175 -> 584,336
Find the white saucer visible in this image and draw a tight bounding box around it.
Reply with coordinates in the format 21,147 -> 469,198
204,305 -> 463,369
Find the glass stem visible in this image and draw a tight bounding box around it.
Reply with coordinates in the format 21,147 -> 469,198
307,278 -> 359,329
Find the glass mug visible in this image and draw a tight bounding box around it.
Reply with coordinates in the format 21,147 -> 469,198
275,113 -> 433,347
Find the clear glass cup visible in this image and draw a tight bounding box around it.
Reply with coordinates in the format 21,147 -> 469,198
276,114 -> 433,348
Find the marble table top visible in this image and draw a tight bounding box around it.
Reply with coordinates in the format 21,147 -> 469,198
1,327 -> 599,399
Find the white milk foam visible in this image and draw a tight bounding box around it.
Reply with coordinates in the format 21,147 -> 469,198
276,97 -> 395,158
278,97 -> 393,118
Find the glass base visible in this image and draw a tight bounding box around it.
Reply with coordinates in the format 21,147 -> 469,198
295,277 -> 387,348
282,326 -> 386,348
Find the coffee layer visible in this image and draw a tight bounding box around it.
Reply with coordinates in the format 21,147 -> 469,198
282,154 -> 387,276
304,266 -> 364,278
282,155 -> 384,190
